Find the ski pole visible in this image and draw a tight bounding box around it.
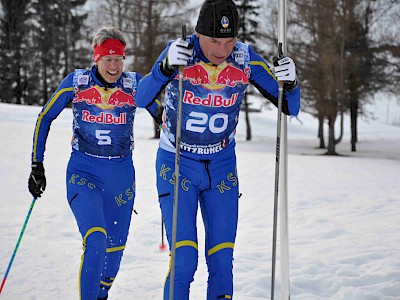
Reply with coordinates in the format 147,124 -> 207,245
159,216 -> 166,251
169,24 -> 187,300
0,197 -> 37,295
275,0 -> 291,298
271,43 -> 284,300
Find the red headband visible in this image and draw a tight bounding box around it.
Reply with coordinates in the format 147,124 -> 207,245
93,38 -> 125,62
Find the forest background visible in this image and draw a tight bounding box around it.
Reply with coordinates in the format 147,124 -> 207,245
0,0 -> 399,153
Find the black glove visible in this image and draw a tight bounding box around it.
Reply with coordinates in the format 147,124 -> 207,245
28,162 -> 46,198
155,102 -> 164,125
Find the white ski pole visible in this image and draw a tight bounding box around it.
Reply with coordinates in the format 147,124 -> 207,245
271,43 -> 284,300
277,0 -> 291,298
169,24 -> 186,300
271,0 -> 291,298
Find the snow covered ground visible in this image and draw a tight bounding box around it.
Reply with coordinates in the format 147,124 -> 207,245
0,98 -> 399,299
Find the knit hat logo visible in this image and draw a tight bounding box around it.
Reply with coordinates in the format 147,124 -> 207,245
221,16 -> 229,29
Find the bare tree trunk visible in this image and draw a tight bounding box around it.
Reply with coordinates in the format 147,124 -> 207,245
317,114 -> 325,148
335,110 -> 344,145
153,120 -> 160,139
326,116 -> 337,155
243,94 -> 251,141
350,100 -> 358,151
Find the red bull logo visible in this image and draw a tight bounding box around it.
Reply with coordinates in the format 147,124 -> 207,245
183,91 -> 238,108
215,66 -> 250,87
106,90 -> 136,107
179,65 -> 212,85
82,110 -> 126,125
73,86 -> 136,108
73,87 -> 102,105
175,62 -> 250,89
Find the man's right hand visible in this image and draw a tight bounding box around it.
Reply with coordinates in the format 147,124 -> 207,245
167,38 -> 193,67
28,162 -> 46,198
161,38 -> 193,76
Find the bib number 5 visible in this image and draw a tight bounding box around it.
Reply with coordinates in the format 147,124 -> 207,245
186,112 -> 228,134
96,130 -> 112,145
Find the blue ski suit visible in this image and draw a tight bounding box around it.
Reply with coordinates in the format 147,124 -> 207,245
31,66 -> 154,299
135,34 -> 300,299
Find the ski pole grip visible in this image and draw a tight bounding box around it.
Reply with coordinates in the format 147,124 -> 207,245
181,25 -> 186,40
278,42 -> 284,59
179,25 -> 187,72
277,42 -> 284,87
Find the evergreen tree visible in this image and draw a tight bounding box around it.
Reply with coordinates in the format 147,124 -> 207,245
0,0 -> 31,104
28,0 -> 89,105
0,0 -> 89,105
236,0 -> 264,141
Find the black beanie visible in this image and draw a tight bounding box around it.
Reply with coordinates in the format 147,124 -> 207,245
195,0 -> 239,38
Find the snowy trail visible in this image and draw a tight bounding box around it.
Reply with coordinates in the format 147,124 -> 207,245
0,102 -> 399,299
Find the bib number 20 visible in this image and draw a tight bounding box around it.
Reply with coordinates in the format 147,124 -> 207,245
186,112 -> 228,134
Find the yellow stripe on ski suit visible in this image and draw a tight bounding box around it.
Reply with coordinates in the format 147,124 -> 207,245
106,245 -> 126,253
162,241 -> 234,297
250,60 -> 277,80
32,87 -> 73,162
97,247 -> 125,289
100,277 -> 115,287
79,227 -> 107,300
208,242 -> 235,256
163,240 -> 199,294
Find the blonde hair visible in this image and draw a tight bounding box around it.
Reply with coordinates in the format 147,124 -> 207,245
91,26 -> 126,48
